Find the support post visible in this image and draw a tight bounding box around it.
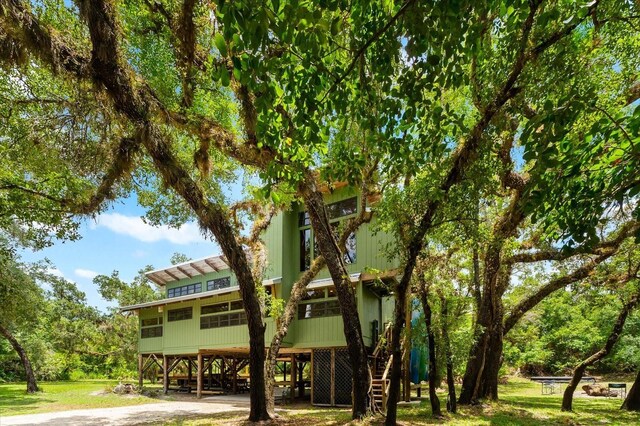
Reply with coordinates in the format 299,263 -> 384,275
197,353 -> 203,399
188,357 -> 193,392
291,354 -> 296,399
208,358 -> 213,390
138,354 -> 143,390
298,361 -> 305,398
221,357 -> 226,392
232,358 -> 237,394
163,355 -> 169,394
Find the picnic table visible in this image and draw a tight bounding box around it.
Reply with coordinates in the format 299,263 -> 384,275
531,376 -> 597,395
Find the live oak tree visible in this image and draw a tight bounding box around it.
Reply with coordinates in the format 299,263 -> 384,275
3,1 -> 640,423
366,1 -> 640,418
0,239 -> 43,393
0,0 -> 384,419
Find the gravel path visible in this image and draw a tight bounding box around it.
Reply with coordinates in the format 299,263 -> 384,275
0,399 -> 250,426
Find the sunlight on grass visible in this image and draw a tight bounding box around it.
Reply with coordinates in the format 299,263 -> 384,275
2,378 -> 638,424
0,380 -> 159,417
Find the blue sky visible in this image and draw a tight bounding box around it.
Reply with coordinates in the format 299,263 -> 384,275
21,195 -> 221,312
20,177 -> 251,312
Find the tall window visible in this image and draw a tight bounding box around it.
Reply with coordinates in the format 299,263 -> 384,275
299,197 -> 357,271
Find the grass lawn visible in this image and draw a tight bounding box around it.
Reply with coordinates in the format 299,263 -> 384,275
1,378 -> 638,424
176,378 -> 639,425
0,380 -> 160,417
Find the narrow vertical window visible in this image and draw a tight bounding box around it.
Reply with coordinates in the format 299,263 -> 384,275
300,228 -> 311,271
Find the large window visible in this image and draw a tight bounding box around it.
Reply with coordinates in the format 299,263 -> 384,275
168,307 -> 192,322
297,287 -> 342,320
200,312 -> 248,329
141,326 -> 163,338
299,197 -> 357,271
167,282 -> 202,298
206,277 -> 231,291
200,299 -> 246,329
141,316 -> 163,338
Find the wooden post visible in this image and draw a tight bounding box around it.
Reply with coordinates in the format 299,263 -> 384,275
187,357 -> 193,392
298,360 -> 305,398
138,354 -> 143,389
221,357 -> 226,392
290,354 -> 296,399
163,355 -> 169,394
310,350 -> 315,404
208,358 -> 213,390
330,349 -> 335,406
197,353 -> 203,399
232,358 -> 237,394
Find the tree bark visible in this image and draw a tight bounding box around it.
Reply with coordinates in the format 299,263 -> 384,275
621,369 -> 640,411
440,295 -> 457,413
264,256 -> 326,415
142,131 -> 270,421
0,322 -> 38,393
264,192 -> 373,413
419,287 -> 441,417
561,294 -> 638,412
300,183 -> 372,419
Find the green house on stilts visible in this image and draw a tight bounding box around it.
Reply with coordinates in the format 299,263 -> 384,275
121,186 -> 426,407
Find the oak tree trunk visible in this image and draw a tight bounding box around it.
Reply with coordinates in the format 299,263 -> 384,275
142,135 -> 270,421
621,370 -> 640,411
458,309 -> 490,404
0,323 -> 39,393
562,295 -> 638,411
440,296 -> 457,413
301,185 -> 372,419
419,290 -> 441,417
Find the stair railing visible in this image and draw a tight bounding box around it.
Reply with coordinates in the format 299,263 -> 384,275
381,354 -> 393,410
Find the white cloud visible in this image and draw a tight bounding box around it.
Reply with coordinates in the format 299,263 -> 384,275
47,268 -> 65,278
75,268 -> 98,279
93,213 -> 207,245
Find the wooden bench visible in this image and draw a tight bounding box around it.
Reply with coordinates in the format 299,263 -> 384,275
531,376 -> 596,395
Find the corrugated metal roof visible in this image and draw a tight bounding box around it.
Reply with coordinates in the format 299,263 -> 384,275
306,273 -> 361,289
145,254 -> 231,286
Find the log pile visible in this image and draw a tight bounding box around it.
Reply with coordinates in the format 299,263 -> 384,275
582,384 -> 617,397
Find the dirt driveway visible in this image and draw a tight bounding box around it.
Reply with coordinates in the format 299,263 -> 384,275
0,399 -> 250,426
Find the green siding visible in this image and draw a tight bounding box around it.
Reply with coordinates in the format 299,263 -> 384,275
361,286 -> 381,346
139,308 -> 163,353
263,213 -> 284,280
292,316 -> 347,348
136,186 -> 399,354
139,291 -> 278,355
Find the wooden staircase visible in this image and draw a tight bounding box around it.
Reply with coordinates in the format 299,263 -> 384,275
370,323 -> 393,411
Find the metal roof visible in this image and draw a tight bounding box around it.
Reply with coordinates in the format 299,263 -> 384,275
120,277 -> 281,312
145,254 -> 231,286
307,273 -> 361,289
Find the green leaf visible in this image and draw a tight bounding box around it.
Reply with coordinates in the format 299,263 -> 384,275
214,33 -> 228,57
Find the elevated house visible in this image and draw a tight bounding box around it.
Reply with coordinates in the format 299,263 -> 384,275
121,187 -> 417,407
